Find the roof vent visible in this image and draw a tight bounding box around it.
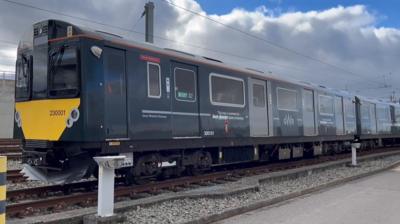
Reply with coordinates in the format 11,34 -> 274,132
246,67 -> 264,74
95,30 -> 123,38
164,48 -> 195,57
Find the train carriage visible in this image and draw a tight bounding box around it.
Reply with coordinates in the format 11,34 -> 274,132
392,104 -> 400,134
12,20 -> 400,183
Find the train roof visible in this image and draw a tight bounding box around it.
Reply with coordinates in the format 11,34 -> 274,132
45,20 -> 366,100
356,95 -> 395,106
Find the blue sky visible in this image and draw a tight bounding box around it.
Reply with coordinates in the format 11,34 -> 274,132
196,0 -> 399,27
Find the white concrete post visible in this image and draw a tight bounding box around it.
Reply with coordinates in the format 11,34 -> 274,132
351,143 -> 361,166
351,145 -> 357,166
97,165 -> 115,217
93,156 -> 126,217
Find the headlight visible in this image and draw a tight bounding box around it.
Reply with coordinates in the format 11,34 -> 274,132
14,111 -> 20,123
66,108 -> 79,128
15,111 -> 22,128
70,108 -> 80,122
66,118 -> 74,128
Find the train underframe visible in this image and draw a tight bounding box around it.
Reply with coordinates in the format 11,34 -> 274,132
21,137 -> 399,184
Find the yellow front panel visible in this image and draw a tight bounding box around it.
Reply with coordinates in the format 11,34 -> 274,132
15,98 -> 80,141
0,186 -> 5,201
0,157 -> 6,173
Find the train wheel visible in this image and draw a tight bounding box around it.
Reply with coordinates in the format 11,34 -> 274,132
187,151 -> 212,176
124,173 -> 151,185
125,153 -> 162,185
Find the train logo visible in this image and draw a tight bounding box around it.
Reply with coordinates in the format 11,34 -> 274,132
283,113 -> 295,126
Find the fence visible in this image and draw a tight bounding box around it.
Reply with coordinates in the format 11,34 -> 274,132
0,72 -> 14,80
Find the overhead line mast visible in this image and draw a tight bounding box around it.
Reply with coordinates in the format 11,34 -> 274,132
144,2 -> 155,44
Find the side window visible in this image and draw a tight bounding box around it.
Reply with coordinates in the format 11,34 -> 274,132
319,95 -> 334,116
174,68 -> 196,102
15,55 -> 31,99
253,84 -> 265,108
210,73 -> 245,107
147,62 -> 161,98
277,87 -> 297,111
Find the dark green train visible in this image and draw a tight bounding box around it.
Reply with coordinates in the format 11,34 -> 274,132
13,20 -> 400,183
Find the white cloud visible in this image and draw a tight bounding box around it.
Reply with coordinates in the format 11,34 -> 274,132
0,0 -> 399,99
163,2 -> 400,99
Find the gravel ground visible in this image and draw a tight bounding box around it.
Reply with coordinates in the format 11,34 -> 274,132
122,155 -> 400,224
7,159 -> 23,170
7,179 -> 50,191
7,176 -> 98,191
6,160 -> 50,190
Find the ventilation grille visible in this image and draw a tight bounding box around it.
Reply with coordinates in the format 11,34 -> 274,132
33,24 -> 48,37
25,140 -> 50,149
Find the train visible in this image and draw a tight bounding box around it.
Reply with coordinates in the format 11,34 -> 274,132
13,20 -> 400,183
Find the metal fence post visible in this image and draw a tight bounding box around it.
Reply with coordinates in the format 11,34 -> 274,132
0,156 -> 7,224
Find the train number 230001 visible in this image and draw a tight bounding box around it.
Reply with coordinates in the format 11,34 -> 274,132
49,110 -> 66,116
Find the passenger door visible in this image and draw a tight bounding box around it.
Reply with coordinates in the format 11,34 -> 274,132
335,96 -> 344,135
248,78 -> 268,137
103,47 -> 127,139
171,62 -> 200,137
302,89 -> 316,136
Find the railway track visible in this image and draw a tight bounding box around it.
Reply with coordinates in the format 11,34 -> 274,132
7,169 -> 26,183
6,147 -> 400,218
0,139 -> 22,160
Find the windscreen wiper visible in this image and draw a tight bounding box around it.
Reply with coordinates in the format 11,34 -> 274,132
21,54 -> 28,78
49,45 -> 65,77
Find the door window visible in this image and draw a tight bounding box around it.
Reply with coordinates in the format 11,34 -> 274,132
174,68 -> 196,102
253,84 -> 266,108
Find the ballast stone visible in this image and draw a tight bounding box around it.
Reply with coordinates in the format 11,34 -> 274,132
83,214 -> 126,224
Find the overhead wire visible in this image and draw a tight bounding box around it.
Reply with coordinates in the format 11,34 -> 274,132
0,39 -> 17,45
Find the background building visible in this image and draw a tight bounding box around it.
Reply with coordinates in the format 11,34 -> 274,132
0,77 -> 14,138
